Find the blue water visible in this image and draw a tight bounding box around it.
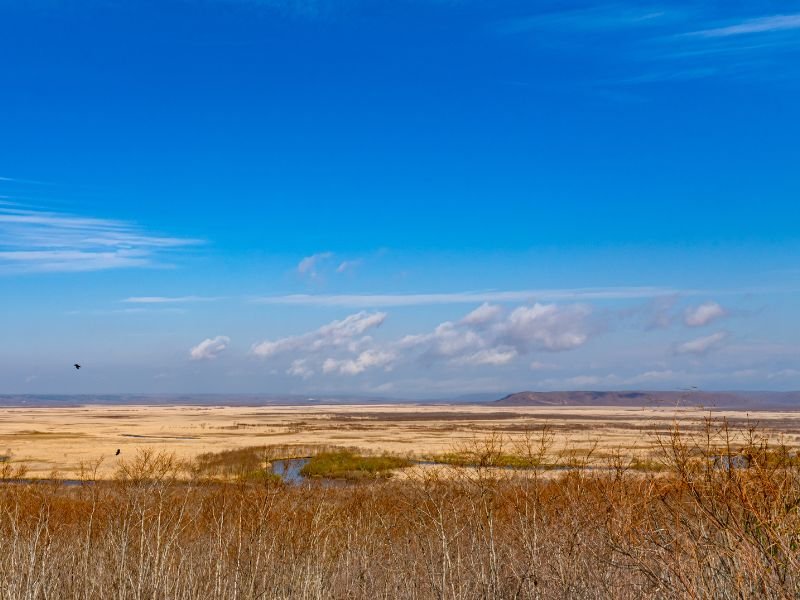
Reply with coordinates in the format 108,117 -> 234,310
270,458 -> 310,484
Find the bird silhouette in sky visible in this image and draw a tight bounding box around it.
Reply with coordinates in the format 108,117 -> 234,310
73,364 -> 81,370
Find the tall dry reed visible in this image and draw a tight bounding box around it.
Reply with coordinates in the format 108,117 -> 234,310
0,419 -> 797,599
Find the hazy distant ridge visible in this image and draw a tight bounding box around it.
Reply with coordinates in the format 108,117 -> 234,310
493,391 -> 800,409
0,394 -> 400,408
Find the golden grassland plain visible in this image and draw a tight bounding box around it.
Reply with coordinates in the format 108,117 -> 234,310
2,411 -> 800,597
3,403 -> 800,478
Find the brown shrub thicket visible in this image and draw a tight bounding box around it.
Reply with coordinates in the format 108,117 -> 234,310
0,418 -> 798,599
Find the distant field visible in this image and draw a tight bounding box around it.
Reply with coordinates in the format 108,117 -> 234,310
2,403 -> 800,477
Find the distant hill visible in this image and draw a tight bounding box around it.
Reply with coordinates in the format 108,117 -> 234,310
493,391 -> 800,410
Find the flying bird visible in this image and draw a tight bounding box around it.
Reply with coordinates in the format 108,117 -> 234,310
115,449 -> 121,456
73,364 -> 81,370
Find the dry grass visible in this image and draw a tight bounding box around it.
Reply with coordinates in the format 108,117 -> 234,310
300,451 -> 412,480
0,417 -> 798,598
4,403 -> 800,478
191,444 -> 358,481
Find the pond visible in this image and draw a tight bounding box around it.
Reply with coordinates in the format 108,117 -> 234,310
270,457 -> 310,484
267,457 -> 599,485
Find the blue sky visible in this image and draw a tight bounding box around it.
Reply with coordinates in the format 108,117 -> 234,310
1,0 -> 799,396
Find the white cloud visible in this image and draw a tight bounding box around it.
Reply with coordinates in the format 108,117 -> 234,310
336,259 -> 362,274
398,302 -> 593,368
0,205 -> 200,273
460,302 -> 503,326
190,336 -> 230,360
452,348 -> 518,366
399,321 -> 484,358
676,331 -> 727,355
252,287 -> 677,307
684,301 -> 726,327
124,296 -> 220,304
502,303 -> 591,351
252,302 -> 593,381
297,252 -> 333,278
688,14 -> 800,38
322,349 -> 395,376
315,312 -> 385,340
0,175 -> 50,184
252,311 -> 386,358
0,249 -> 152,272
287,359 -> 314,379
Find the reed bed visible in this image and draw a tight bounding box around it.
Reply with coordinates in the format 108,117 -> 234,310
0,417 -> 798,599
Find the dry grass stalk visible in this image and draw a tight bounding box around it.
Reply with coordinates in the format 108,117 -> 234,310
0,419 -> 798,599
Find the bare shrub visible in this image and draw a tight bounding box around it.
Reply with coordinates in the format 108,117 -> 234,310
0,421 -> 797,598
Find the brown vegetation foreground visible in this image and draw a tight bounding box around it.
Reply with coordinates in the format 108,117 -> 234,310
1,419 -> 799,599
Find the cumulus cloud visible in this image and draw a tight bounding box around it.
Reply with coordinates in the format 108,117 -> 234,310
452,348 -> 518,366
190,336 -> 230,360
252,311 -> 386,358
684,301 -> 726,327
460,302 -> 503,326
676,331 -> 727,355
502,303 -> 592,351
297,252 -> 333,278
399,321 -> 484,358
255,302 -> 594,379
322,349 -> 395,375
399,302 -> 593,367
287,359 -> 314,379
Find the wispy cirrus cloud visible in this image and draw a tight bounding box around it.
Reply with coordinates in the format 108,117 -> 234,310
496,5 -> 800,86
505,7 -> 800,41
252,286 -> 681,307
676,331 -> 728,355
0,175 -> 52,185
497,5 -> 673,35
686,14 -> 800,38
0,203 -> 202,274
123,296 -> 221,304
